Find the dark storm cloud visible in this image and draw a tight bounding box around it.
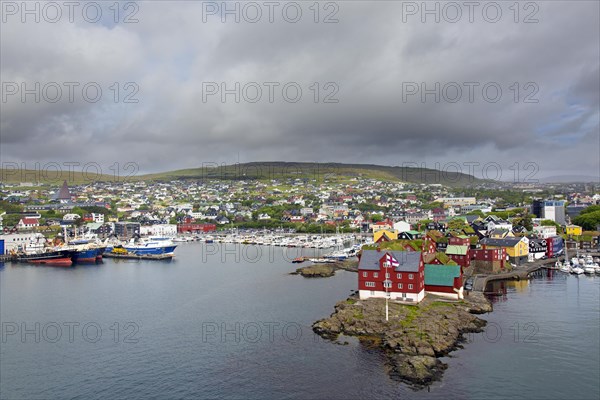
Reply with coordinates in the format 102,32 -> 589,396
1,1 -> 598,178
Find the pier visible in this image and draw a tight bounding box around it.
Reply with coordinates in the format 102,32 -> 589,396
472,259 -> 558,292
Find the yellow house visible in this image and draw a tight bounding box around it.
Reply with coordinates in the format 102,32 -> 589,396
489,229 -> 514,239
481,237 -> 529,263
374,229 -> 398,243
566,225 -> 583,236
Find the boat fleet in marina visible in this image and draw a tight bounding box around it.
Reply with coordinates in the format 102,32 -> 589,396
173,232 -> 367,262
6,230 -> 366,267
555,247 -> 600,275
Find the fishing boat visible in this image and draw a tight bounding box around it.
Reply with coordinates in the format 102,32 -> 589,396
16,249 -> 74,267
122,237 -> 177,256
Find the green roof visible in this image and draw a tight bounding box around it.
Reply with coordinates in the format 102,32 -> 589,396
425,264 -> 461,286
446,245 -> 468,255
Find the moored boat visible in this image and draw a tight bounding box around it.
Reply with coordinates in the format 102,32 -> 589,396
122,237 -> 177,256
16,249 -> 74,267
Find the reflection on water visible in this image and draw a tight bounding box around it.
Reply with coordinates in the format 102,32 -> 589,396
484,268 -> 570,303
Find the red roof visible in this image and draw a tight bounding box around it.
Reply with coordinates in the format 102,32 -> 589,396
21,218 -> 39,225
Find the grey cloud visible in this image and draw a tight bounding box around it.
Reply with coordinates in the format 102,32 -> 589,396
1,1 -> 598,178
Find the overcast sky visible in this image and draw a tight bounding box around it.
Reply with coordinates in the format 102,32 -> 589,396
1,1 -> 599,180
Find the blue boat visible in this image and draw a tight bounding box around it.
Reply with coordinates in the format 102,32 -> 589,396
64,239 -> 106,263
122,237 -> 177,256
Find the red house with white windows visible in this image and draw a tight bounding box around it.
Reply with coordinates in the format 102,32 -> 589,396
448,235 -> 470,246
358,249 -> 425,303
18,218 -> 39,229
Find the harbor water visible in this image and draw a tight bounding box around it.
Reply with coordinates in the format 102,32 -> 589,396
1,243 -> 599,399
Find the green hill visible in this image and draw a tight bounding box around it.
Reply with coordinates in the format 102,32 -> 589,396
140,162 -> 484,187
1,162 -> 484,187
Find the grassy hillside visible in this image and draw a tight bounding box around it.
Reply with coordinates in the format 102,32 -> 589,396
139,162 -> 484,187
1,162 -> 484,187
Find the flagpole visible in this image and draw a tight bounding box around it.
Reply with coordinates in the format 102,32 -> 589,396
385,290 -> 389,322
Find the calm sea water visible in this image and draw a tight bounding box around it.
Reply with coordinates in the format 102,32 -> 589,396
1,243 -> 599,399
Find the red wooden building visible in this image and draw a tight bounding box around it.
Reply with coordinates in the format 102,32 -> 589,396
177,223 -> 216,233
471,248 -> 506,273
358,250 -> 425,303
424,264 -> 464,299
448,235 -> 470,246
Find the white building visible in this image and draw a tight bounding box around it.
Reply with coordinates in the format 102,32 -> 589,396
435,197 -> 477,207
91,213 -> 104,223
533,225 -> 557,239
543,201 -> 566,225
393,220 -> 411,233
140,224 -> 177,237
1,232 -> 46,253
62,213 -> 81,222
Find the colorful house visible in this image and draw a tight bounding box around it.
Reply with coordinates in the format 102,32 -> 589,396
358,250 -> 425,303
480,237 -> 529,264
398,230 -> 422,240
472,248 -> 507,273
17,218 -> 39,229
528,239 -> 547,260
372,220 -> 394,232
566,225 -> 583,236
448,235 -> 470,246
424,264 -> 464,300
374,229 -> 398,243
422,251 -> 455,265
445,245 -> 470,270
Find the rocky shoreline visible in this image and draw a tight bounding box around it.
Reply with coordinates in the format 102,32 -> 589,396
290,259 -> 358,278
312,292 -> 492,387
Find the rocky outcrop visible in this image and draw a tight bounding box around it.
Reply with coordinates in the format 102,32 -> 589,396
291,264 -> 337,277
291,259 -> 358,278
312,293 -> 492,387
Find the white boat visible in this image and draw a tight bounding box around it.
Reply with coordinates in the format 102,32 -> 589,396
584,265 -> 596,274
556,260 -> 571,273
572,266 -> 585,275
560,264 -> 572,273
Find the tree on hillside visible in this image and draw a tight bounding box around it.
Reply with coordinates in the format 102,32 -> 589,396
513,215 -> 533,231
573,210 -> 600,231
